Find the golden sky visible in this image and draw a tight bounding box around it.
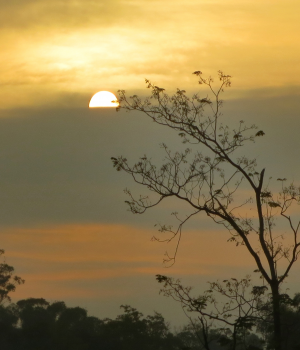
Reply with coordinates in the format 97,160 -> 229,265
1,0 -> 300,325
1,0 -> 300,108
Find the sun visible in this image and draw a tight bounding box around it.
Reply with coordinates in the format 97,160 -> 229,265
89,91 -> 119,108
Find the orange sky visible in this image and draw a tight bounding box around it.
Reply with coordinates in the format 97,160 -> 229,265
1,0 -> 300,325
5,223 -> 259,320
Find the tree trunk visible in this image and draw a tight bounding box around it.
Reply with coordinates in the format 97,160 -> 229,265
271,282 -> 282,350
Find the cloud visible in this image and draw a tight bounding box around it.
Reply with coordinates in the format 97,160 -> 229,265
1,0 -> 299,108
5,223 -> 300,324
0,107 -> 184,226
0,0 -> 136,30
0,95 -> 300,228
2,223 -> 254,302
6,221 -> 299,324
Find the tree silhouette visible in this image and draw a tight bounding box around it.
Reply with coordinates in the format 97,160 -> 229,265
3,294 -> 300,349
156,274 -> 266,350
0,300 -> 181,350
256,292 -> 300,350
112,71 -> 300,350
0,249 -> 24,304
102,305 -> 178,350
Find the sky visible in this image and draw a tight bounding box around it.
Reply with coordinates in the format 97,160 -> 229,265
1,0 -> 300,326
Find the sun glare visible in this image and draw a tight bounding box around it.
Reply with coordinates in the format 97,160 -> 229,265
89,91 -> 119,108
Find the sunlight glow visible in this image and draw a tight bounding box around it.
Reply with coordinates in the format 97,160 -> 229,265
89,91 -> 119,108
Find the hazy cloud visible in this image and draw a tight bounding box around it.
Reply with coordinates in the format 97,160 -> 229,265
1,0 -> 299,107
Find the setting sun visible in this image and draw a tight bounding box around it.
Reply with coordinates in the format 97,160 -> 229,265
89,91 -> 119,108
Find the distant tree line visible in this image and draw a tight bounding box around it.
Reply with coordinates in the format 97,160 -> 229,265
1,249 -> 300,350
1,294 -> 300,350
0,300 -> 179,350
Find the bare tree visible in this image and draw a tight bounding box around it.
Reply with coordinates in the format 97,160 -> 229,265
111,71 -> 300,350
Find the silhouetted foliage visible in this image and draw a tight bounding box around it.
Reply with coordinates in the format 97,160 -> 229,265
112,71 -> 300,350
100,305 -> 179,350
0,249 -> 24,304
0,293 -> 300,349
157,274 -> 266,350
256,292 -> 300,350
0,300 -> 183,350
